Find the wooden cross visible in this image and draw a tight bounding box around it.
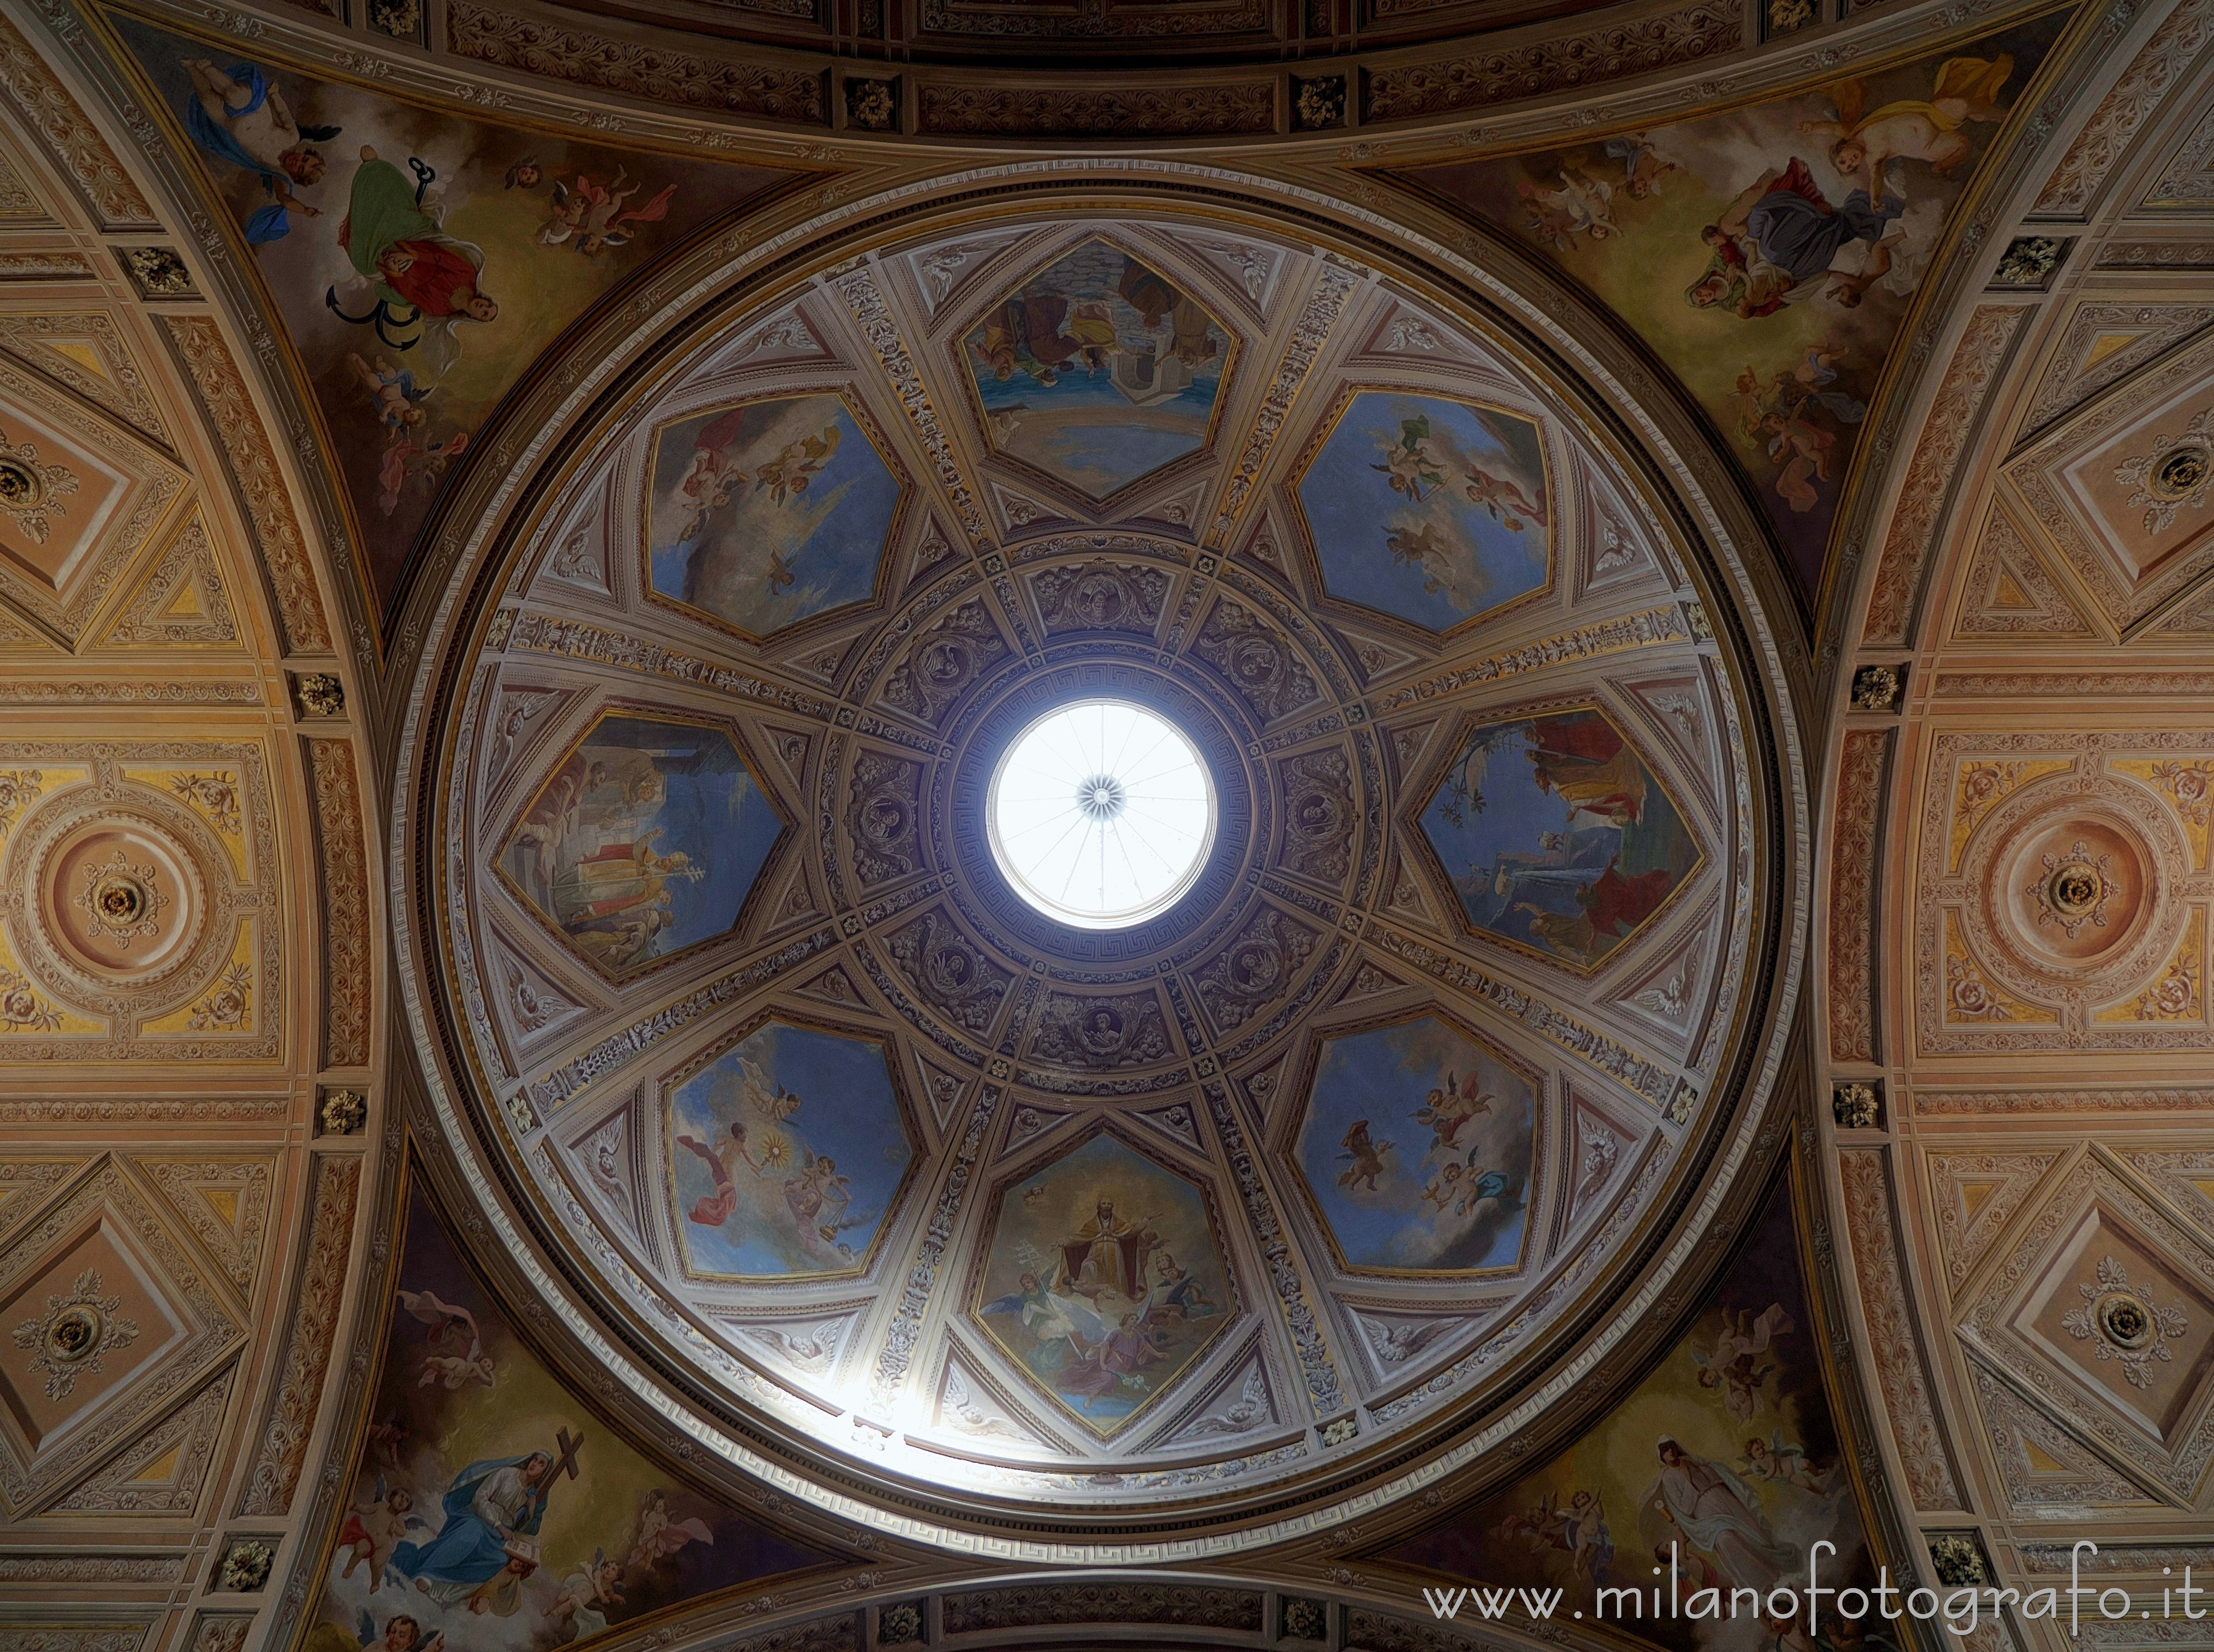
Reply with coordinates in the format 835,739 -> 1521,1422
550,1427 -> 585,1482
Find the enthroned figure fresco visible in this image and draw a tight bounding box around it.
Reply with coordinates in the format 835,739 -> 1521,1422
970,1130 -> 1234,1435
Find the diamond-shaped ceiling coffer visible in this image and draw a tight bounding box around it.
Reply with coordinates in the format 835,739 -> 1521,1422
1960,1153 -> 2214,1502
0,1156 -> 240,1512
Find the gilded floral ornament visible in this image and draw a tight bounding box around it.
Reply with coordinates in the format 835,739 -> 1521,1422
2145,760 -> 2214,829
10,1267 -> 138,1400
0,964 -> 60,1032
0,768 -> 43,839
2028,839 -> 2113,939
187,961 -> 252,1032
73,846 -> 166,949
2115,409 -> 2214,534
1945,948 -> 2014,1021
0,430 -> 77,544
2062,1256 -> 2186,1389
170,770 -> 242,835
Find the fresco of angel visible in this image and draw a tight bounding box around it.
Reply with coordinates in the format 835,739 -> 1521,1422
1692,1301 -> 1794,1422
982,1269 -> 1109,1363
301,1606 -> 443,1652
1373,416 -> 1450,503
754,422 -> 841,508
336,1477 -> 428,1592
1336,1118 -> 1394,1193
627,1488 -> 716,1567
1796,56 -> 2013,201
1414,1069 -> 1492,1155
396,1287 -> 495,1389
1495,1488 -> 1616,1582
665,1021 -> 911,1279
346,352 -> 431,438
544,1551 -> 624,1642
1740,1430 -> 1838,1494
180,59 -> 340,242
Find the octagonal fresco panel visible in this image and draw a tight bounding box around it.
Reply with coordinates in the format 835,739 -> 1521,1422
1294,391 -> 1552,632
645,392 -> 906,638
962,238 -> 1234,501
498,713 -> 784,978
1419,706 -> 1700,970
972,1130 -> 1232,1436
667,1020 -> 915,1280
1292,1014 -> 1537,1276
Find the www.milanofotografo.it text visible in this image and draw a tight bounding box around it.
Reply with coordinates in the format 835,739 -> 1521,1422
1423,1542 -> 2199,1636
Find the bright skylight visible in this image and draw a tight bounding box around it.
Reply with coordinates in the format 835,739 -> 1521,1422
986,699 -> 1216,930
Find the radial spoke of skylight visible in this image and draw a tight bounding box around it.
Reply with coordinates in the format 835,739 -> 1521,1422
987,698 -> 1218,930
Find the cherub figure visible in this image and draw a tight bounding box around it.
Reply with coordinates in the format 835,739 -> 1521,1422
1693,1302 -> 1794,1422
347,352 -> 431,437
565,169 -> 678,256
545,1551 -> 624,1642
1418,1161 -> 1465,1213
1373,416 -> 1448,503
397,1288 -> 495,1389
338,1479 -> 425,1592
627,1490 -> 715,1567
180,59 -> 339,243
1336,1118 -> 1394,1192
1464,466 -> 1548,533
754,424 -> 842,507
1798,56 -> 2014,202
1414,1070 -> 1493,1154
1740,1431 -> 1837,1494
675,1119 -> 764,1227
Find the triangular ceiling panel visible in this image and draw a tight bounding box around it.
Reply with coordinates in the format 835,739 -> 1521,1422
1341,1305 -> 1489,1389
42,1360 -> 234,1517
1582,466 -> 1665,595
132,1156 -> 274,1298
482,682 -> 578,796
487,929 -> 594,1057
1616,673 -> 1720,821
1969,1360 -> 2164,1511
1926,1150 -> 2062,1295
0,311 -> 170,448
1128,1098 -> 1203,1153
1333,955 -> 1408,1006
561,1095 -> 650,1252
1606,905 -> 1715,1053
109,15 -> 797,624
1145,1339 -> 1287,1449
98,510 -> 238,648
2023,303 -> 2214,437
930,1342 -> 1076,1454
1950,505 -> 2097,638
695,301 -> 838,375
0,1159 -> 87,1235
1392,14 -> 2069,603
1146,228 -> 1288,322
539,473 -> 613,598
1560,1085 -> 1648,1231
901,228 -> 1034,320
913,1051 -> 972,1138
722,1307 -> 868,1380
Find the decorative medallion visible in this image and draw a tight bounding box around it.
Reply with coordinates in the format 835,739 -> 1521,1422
0,430 -> 76,543
11,1268 -> 137,1401
2062,1256 -> 2188,1390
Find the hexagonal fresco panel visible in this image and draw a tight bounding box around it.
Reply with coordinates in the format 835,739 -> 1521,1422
498,713 -> 785,978
1418,705 -> 1700,970
1291,1014 -> 1536,1276
1293,390 -> 1552,633
972,1130 -> 1232,1436
962,238 -> 1235,502
666,1019 -> 916,1280
645,391 -> 906,639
